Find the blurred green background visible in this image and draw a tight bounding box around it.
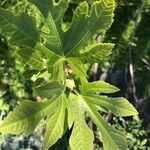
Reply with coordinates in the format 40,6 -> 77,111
0,0 -> 150,149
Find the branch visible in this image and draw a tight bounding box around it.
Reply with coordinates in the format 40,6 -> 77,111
128,0 -> 145,103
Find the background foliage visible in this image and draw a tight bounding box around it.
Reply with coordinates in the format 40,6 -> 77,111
0,0 -> 149,149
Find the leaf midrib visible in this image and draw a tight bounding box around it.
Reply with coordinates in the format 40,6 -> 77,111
47,13 -> 64,55
72,100 -> 90,149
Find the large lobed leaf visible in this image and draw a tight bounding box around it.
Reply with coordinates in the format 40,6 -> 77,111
85,102 -> 128,150
80,78 -> 138,117
68,93 -> 130,150
85,95 -> 138,116
63,0 -> 115,56
28,0 -> 115,63
75,78 -> 138,149
80,77 -> 119,95
0,0 -> 116,77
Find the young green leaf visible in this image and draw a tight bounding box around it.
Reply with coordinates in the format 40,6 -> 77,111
84,101 -> 128,150
84,95 -> 138,116
0,97 -> 59,135
43,94 -> 66,149
69,94 -> 94,150
80,77 -> 119,95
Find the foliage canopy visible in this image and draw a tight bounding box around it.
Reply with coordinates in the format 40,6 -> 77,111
0,0 -> 138,149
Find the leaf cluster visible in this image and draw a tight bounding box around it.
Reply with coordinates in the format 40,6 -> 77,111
0,0 -> 138,149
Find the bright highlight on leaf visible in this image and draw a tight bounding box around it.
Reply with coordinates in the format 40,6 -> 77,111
0,0 -> 138,150
43,94 -> 66,149
69,94 -> 94,150
85,102 -> 128,150
0,96 -> 59,135
80,77 -> 120,95
84,95 -> 138,116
